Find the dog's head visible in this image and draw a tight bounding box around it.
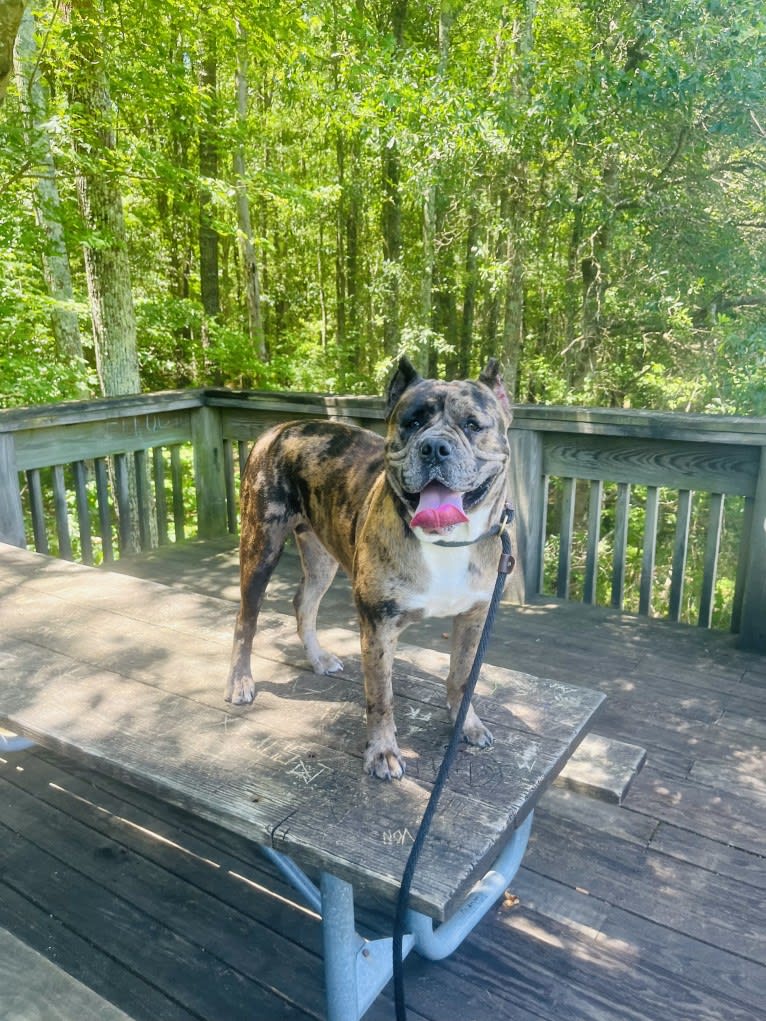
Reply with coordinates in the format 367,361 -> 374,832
384,357 -> 512,542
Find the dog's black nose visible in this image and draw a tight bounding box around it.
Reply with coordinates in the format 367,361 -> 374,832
419,437 -> 453,463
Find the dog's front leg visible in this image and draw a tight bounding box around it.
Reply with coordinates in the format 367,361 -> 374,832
226,609 -> 257,705
359,616 -> 406,780
446,604 -> 494,748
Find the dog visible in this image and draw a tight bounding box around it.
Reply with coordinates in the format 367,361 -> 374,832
225,356 -> 513,780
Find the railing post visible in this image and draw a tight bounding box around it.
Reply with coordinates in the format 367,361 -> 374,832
505,425 -> 544,603
191,404 -> 229,539
738,446 -> 766,652
0,434 -> 26,549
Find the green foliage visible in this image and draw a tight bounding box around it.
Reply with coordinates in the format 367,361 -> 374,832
0,337 -> 91,407
0,0 -> 764,410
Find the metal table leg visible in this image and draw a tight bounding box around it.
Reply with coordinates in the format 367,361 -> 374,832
321,871 -> 415,1021
406,811 -> 533,960
259,844 -> 322,914
260,846 -> 417,1021
260,817 -> 534,1019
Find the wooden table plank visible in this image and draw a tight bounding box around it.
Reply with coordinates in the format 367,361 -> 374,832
0,544 -> 604,919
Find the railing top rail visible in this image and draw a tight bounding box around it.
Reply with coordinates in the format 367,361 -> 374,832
0,390 -> 206,433
204,388 -> 387,419
510,404 -> 766,445
2,387 -> 766,446
213,392 -> 766,444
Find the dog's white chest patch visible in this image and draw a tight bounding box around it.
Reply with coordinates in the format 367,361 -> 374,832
406,543 -> 491,618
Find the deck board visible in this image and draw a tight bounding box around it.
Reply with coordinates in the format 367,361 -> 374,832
1,536 -> 764,1020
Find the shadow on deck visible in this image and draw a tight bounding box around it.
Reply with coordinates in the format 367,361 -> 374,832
1,537 -> 764,1021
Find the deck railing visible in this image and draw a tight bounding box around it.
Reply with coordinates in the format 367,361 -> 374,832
1,389 -> 764,652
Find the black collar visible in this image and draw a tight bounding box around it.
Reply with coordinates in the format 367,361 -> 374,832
428,503 -> 514,548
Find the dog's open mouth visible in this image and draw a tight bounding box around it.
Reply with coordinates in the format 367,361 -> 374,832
408,477 -> 493,535
410,482 -> 468,533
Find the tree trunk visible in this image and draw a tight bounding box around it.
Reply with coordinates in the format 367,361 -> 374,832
419,182 -> 436,375
579,162 -> 617,381
564,183 -> 584,353
345,136 -> 362,367
67,0 -> 142,552
318,218 -> 328,349
380,0 -> 407,356
67,0 -> 139,399
497,0 -> 536,399
335,129 -> 347,353
0,0 -> 23,104
234,21 -> 266,362
501,186 -> 525,399
481,187 -> 504,365
417,1 -> 454,377
198,35 -> 220,323
14,4 -> 85,382
381,135 -> 401,356
459,203 -> 480,377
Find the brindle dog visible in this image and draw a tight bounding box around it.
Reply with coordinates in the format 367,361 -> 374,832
225,356 -> 512,779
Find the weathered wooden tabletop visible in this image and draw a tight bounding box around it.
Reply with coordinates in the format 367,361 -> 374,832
0,543 -> 604,920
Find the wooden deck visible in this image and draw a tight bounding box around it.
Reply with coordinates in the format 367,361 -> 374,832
1,537 -> 764,1021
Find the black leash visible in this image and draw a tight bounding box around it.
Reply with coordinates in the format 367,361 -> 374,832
392,506 -> 515,1021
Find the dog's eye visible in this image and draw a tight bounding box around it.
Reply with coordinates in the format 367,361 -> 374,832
463,417 -> 483,434
403,417 -> 421,433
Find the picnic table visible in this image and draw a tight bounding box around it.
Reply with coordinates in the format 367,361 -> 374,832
0,543 -> 605,1020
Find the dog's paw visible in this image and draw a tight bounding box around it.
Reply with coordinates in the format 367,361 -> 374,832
462,719 -> 494,748
364,743 -> 406,781
309,650 -> 344,675
449,701 -> 493,748
225,674 -> 256,705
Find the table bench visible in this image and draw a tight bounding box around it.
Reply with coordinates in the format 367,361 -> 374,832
0,543 -> 605,1021
0,925 -> 133,1021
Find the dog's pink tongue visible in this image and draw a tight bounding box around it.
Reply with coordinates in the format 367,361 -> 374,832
410,483 -> 468,531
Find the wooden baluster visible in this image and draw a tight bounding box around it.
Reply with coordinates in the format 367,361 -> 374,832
639,486 -> 660,616
583,479 -> 603,605
611,483 -> 631,610
738,447 -> 766,650
94,457 -> 113,563
153,447 -> 169,545
698,492 -> 724,628
134,449 -> 152,551
72,460 -> 93,565
170,445 -> 185,541
223,437 -> 237,534
26,468 -> 48,554
537,474 -> 550,596
113,453 -> 131,555
556,477 -> 576,599
51,465 -> 72,560
731,495 -> 753,634
668,489 -> 692,622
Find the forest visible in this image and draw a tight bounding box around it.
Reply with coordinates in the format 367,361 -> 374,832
1,0 -> 765,413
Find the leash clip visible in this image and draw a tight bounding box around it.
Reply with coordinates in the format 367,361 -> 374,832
497,503 -> 515,574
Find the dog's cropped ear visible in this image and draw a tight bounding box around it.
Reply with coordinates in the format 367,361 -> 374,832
478,359 -> 513,423
385,356 -> 423,420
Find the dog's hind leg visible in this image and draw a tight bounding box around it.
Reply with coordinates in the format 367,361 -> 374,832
226,518 -> 291,705
293,525 -> 343,674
